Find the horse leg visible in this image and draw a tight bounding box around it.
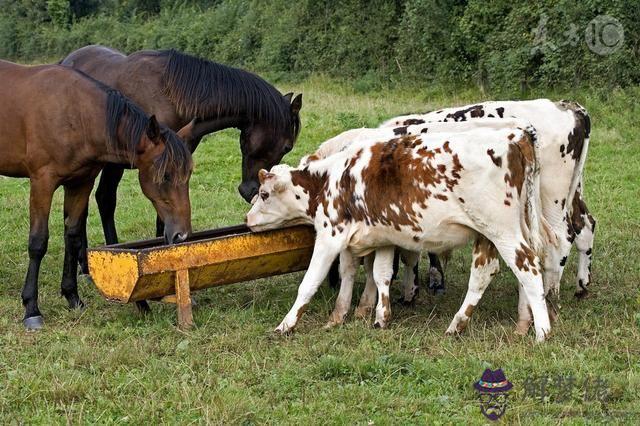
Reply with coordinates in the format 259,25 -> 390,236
61,181 -> 95,309
428,252 -> 446,295
96,165 -> 151,313
77,204 -> 90,275
95,164 -> 124,245
22,178 -> 56,330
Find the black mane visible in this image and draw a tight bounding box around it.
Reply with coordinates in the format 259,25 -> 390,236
160,49 -> 300,140
105,89 -> 191,184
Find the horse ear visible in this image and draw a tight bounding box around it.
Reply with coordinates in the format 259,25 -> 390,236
290,93 -> 302,115
146,115 -> 161,142
283,92 -> 293,102
177,118 -> 198,146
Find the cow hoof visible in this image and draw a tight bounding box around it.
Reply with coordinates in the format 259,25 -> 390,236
514,320 -> 531,336
323,321 -> 340,329
354,307 -> 373,319
574,289 -> 590,299
398,296 -> 416,306
23,315 -> 44,331
274,322 -> 294,335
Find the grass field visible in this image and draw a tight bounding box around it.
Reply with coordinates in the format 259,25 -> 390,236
0,77 -> 638,424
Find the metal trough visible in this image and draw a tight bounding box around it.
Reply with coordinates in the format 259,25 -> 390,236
87,225 -> 315,328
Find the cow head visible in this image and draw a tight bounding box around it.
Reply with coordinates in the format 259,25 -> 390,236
245,165 -> 312,232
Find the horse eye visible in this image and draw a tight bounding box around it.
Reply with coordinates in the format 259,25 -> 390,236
164,172 -> 172,182
283,144 -> 293,154
260,191 -> 269,201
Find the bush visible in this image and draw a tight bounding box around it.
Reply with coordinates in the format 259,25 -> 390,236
0,0 -> 637,92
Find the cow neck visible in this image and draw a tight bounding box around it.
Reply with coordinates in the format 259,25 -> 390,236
290,168 -> 327,219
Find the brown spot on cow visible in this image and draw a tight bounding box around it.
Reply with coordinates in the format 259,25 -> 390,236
305,154 -> 320,163
456,318 -> 469,333
464,304 -> 476,317
435,194 -> 448,201
487,149 -> 502,167
458,197 -> 465,203
403,118 -> 425,126
336,135 -> 463,231
443,141 -> 452,153
515,243 -> 537,272
504,132 -> 535,196
504,200 -> 511,206
296,303 -> 309,322
291,169 -> 329,218
508,133 -> 515,140
473,237 -> 498,268
393,126 -> 408,135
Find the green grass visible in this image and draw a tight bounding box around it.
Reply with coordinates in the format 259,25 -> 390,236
0,77 -> 639,424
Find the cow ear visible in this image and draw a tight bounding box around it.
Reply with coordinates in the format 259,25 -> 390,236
283,92 -> 293,102
258,169 -> 275,184
290,93 -> 302,114
146,115 -> 161,143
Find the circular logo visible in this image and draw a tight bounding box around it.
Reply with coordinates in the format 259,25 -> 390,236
585,15 -> 624,55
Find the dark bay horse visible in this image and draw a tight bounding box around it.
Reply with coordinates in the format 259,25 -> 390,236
0,59 -> 193,329
61,45 -> 302,256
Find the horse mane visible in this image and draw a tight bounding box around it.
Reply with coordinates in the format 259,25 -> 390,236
160,49 -> 300,140
105,89 -> 192,184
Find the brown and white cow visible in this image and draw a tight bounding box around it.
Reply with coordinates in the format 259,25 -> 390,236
246,125 -> 555,341
298,118 -> 534,326
381,100 -> 594,310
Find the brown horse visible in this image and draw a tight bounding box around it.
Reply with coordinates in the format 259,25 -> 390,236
0,59 -> 193,330
61,45 -> 302,257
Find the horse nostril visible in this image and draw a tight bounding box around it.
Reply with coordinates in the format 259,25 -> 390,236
172,232 -> 188,244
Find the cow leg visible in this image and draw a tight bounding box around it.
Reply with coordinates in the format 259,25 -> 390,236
428,253 -> 446,295
327,259 -> 340,290
399,249 -> 420,304
446,236 -> 499,335
373,246 -> 396,329
354,254 -> 376,319
572,192 -> 596,298
325,250 -> 359,328
275,235 -> 344,333
497,240 -> 551,342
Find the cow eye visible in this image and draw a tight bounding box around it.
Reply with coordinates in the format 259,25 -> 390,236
260,190 -> 269,201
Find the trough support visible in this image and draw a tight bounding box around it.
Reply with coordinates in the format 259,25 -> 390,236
175,269 -> 193,330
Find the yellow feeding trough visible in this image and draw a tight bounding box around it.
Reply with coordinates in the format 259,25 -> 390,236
87,225 -> 315,329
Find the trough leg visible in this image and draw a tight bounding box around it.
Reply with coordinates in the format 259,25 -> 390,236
175,269 -> 193,330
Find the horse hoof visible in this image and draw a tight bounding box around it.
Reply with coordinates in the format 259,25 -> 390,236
136,300 -> 151,314
67,297 -> 86,310
23,315 -> 44,331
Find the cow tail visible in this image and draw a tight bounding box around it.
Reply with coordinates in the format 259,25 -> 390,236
521,126 -> 557,262
563,102 -> 591,208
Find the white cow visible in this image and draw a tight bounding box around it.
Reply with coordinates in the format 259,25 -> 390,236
381,100 -> 594,302
246,125 -> 554,341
